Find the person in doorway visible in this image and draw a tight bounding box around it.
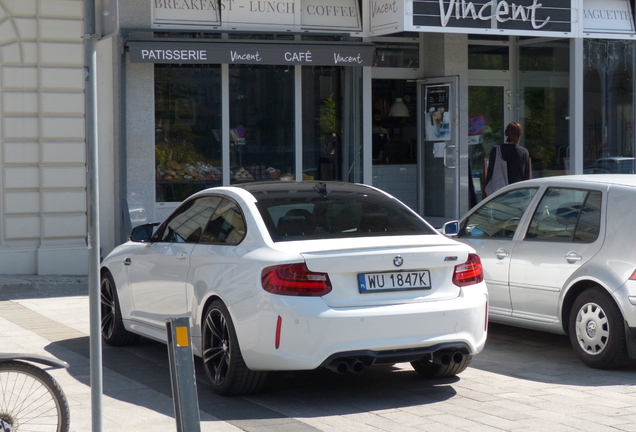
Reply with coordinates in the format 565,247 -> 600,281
484,122 -> 531,196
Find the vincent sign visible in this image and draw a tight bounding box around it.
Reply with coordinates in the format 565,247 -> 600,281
406,0 -> 573,35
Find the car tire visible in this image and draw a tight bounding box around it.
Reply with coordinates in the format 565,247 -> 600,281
100,272 -> 139,346
201,300 -> 267,396
569,287 -> 628,369
410,353 -> 472,378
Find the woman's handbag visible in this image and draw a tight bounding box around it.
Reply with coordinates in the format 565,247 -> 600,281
484,145 -> 508,196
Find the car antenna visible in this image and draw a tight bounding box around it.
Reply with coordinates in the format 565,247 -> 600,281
313,182 -> 329,194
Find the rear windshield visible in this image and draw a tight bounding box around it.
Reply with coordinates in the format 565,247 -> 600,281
254,191 -> 436,242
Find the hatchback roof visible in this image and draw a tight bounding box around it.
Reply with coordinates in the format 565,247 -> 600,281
518,174 -> 636,188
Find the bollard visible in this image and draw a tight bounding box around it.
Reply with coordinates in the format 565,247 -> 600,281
166,317 -> 201,432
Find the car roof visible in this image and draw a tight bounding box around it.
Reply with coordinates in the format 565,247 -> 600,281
515,174 -> 636,188
230,181 -> 388,200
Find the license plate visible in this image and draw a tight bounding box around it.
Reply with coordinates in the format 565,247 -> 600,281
358,270 -> 431,293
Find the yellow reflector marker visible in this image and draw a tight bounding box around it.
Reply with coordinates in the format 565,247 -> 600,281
175,326 -> 189,347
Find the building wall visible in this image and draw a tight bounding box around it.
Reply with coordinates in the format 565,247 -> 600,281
0,0 -> 87,274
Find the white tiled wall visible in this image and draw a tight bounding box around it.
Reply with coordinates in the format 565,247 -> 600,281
0,0 -> 87,274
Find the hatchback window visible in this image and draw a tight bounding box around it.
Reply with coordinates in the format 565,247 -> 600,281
255,192 -> 435,242
525,188 -> 601,243
157,196 -> 222,243
459,188 -> 538,238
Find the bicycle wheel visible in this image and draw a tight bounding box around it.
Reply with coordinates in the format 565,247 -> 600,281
0,360 -> 70,432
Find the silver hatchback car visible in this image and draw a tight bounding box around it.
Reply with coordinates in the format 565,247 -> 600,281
446,175 -> 636,369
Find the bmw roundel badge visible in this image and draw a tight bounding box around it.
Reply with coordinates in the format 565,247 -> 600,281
394,256 -> 403,267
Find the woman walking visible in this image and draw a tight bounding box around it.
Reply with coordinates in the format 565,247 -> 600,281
484,122 -> 531,196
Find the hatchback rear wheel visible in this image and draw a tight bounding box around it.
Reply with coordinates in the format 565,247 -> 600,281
569,287 -> 627,369
202,300 -> 267,395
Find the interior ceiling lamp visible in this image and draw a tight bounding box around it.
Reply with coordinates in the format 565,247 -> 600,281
389,98 -> 409,117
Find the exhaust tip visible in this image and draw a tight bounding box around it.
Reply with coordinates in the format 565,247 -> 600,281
327,361 -> 349,374
349,360 -> 364,373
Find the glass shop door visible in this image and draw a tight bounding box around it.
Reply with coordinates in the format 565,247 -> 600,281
417,76 -> 460,227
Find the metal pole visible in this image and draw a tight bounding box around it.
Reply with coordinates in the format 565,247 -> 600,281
84,1 -> 103,431
166,317 -> 202,432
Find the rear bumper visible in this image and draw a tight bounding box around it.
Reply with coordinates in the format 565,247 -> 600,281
230,283 -> 489,371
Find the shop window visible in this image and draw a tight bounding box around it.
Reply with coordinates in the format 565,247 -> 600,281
371,80 -> 417,165
229,65 -> 295,183
372,43 -> 420,68
519,44 -> 569,72
468,45 -> 509,70
155,64 -> 222,203
518,40 -> 569,179
583,39 -> 635,173
301,66 -> 344,181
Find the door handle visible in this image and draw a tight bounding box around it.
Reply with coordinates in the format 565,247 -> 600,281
565,251 -> 582,263
495,248 -> 510,259
175,251 -> 188,260
123,257 -> 131,266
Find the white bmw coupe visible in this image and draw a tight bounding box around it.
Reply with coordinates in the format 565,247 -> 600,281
100,181 -> 488,395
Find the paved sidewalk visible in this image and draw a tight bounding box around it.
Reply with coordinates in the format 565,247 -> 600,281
3,278 -> 636,431
0,274 -> 88,299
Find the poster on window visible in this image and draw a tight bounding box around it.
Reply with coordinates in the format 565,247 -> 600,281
425,84 -> 451,141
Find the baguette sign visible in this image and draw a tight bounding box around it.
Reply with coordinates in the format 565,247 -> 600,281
130,42 -> 374,66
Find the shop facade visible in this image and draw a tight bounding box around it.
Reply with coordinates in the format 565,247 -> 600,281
106,0 -> 636,261
1,0 -> 634,275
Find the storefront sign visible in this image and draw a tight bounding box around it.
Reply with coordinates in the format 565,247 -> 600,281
583,0 -> 635,34
152,0 -> 221,27
369,0 -> 404,33
410,0 -> 572,34
128,41 -> 375,66
301,0 -> 362,31
151,0 -> 361,32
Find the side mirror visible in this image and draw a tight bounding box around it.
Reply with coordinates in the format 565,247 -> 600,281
442,220 -> 460,237
129,223 -> 160,242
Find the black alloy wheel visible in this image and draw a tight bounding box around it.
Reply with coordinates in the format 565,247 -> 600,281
201,300 -> 267,396
100,272 -> 139,346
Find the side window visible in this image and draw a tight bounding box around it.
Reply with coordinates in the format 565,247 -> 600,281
201,199 -> 246,245
158,196 -> 222,243
460,188 -> 538,238
525,188 -> 601,243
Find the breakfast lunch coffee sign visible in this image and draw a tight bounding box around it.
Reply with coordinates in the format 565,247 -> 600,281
152,0 -> 362,32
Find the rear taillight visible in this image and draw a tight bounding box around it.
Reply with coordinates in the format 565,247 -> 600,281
262,263 -> 332,296
452,253 -> 484,287
630,270 -> 636,281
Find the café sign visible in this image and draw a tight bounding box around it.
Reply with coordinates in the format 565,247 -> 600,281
152,0 -> 362,32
